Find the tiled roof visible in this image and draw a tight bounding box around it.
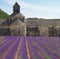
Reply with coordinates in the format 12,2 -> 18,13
10,19 -> 26,28
13,13 -> 25,18
25,18 -> 60,26
0,19 -> 7,25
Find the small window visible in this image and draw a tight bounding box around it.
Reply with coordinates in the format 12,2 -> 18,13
18,31 -> 20,34
9,18 -> 12,22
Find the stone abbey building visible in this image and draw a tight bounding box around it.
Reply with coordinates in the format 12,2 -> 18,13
0,2 -> 60,36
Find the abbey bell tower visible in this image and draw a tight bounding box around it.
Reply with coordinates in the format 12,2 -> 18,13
13,2 -> 20,14
10,2 -> 25,22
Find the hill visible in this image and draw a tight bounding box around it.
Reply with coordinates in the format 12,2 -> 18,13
0,9 -> 9,19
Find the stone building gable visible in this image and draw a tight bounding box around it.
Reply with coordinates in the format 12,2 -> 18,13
10,19 -> 26,36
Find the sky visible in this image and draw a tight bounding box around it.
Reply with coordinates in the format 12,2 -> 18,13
0,0 -> 60,19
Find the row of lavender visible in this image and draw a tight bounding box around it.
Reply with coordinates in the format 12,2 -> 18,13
0,36 -> 60,59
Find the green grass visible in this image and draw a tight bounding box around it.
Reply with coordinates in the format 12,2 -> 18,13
0,9 -> 9,19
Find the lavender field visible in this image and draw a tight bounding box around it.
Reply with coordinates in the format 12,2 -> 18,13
0,36 -> 60,59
